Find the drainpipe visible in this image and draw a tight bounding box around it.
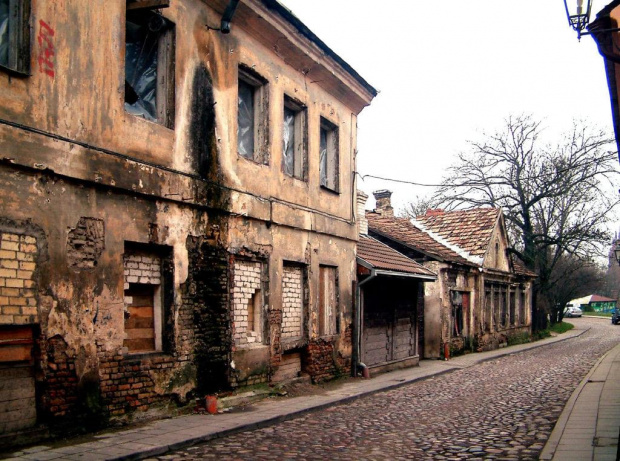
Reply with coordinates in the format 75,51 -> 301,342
354,269 -> 376,377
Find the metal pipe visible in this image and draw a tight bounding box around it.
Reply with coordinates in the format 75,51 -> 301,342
220,0 -> 240,34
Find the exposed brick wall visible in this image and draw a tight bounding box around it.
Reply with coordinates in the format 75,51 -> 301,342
41,336 -> 79,420
123,252 -> 161,287
183,237 -> 232,395
303,324 -> 352,383
67,218 -> 104,270
281,265 -> 302,339
232,260 -> 262,346
0,232 -> 38,325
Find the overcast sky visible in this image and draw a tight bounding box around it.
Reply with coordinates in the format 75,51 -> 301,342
279,0 -> 616,215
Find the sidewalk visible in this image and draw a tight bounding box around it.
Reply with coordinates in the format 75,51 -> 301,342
2,329 -> 586,461
540,341 -> 620,461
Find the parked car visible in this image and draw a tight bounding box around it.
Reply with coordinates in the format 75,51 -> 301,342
563,304 -> 583,318
612,309 -> 620,325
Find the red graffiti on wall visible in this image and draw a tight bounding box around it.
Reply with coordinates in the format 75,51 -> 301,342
37,20 -> 55,78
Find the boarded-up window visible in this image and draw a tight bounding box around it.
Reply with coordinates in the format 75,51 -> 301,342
319,118 -> 339,192
319,266 -> 338,336
232,260 -> 266,346
238,66 -> 269,163
125,7 -> 175,128
123,246 -> 166,353
0,0 -> 30,75
282,96 -> 307,180
282,264 -> 304,339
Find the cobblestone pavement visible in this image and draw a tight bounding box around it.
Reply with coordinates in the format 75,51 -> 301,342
154,318 -> 620,460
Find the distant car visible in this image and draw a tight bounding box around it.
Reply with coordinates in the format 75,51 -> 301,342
563,305 -> 583,318
612,309 -> 620,325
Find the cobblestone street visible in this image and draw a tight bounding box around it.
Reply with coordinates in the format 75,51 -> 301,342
154,318 -> 619,460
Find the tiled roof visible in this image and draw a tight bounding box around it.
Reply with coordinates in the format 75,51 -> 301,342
590,294 -> 616,303
416,208 -> 500,258
366,212 -> 475,266
357,235 -> 436,278
511,256 -> 537,278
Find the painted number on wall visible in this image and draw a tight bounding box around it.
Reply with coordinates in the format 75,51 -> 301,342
37,20 -> 55,78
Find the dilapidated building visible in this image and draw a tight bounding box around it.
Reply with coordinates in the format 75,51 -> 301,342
367,191 -> 535,359
0,0 -> 376,440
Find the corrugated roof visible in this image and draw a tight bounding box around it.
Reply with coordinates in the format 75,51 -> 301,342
416,208 -> 500,258
357,235 -> 436,278
366,212 -> 475,266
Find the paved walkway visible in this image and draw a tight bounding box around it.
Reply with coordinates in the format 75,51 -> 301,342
540,340 -> 620,461
1,328 -> 597,461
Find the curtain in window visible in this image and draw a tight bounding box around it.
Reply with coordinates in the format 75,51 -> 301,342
125,16 -> 160,121
237,80 -> 254,158
319,127 -> 328,187
283,107 -> 295,175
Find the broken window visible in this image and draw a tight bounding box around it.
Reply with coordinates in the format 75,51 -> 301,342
319,265 -> 338,336
123,243 -> 172,354
237,66 -> 269,163
125,6 -> 175,128
319,118 -> 339,192
282,96 -> 307,180
451,291 -> 464,337
0,0 -> 30,75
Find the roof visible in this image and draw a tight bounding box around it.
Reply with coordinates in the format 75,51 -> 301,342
590,295 -> 616,303
357,235 -> 436,279
262,0 -> 378,98
366,212 -> 475,266
511,256 -> 537,278
416,208 -> 500,258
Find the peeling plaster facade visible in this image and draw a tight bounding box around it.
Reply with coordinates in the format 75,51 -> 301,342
0,0 -> 375,439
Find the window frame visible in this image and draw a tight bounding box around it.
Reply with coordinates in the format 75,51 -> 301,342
124,6 -> 176,129
122,242 -> 174,356
282,95 -> 308,181
318,265 -> 339,337
237,65 -> 269,164
0,0 -> 31,76
319,117 -> 339,193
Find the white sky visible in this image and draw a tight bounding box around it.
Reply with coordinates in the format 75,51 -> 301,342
279,0 -> 616,215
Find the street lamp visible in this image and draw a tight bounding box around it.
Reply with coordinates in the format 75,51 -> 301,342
564,0 -> 592,39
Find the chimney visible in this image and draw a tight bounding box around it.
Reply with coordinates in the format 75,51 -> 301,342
356,190 -> 369,235
373,189 -> 394,217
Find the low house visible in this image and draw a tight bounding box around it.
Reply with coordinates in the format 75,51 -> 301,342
568,295 -> 616,313
354,192 -> 436,374
367,191 -> 535,358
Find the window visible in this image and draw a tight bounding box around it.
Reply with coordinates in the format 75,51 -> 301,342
319,265 -> 338,336
237,66 -> 269,163
123,245 -> 172,354
519,289 -> 526,325
319,118 -> 339,192
0,0 -> 30,75
484,287 -> 492,332
500,287 -> 507,328
509,289 -> 516,326
282,96 -> 307,180
125,6 -> 175,128
451,291 -> 464,337
282,263 -> 305,339
232,260 -> 266,346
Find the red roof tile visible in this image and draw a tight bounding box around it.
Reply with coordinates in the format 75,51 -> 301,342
366,212 -> 475,266
357,235 -> 436,278
416,208 -> 500,258
590,294 -> 616,303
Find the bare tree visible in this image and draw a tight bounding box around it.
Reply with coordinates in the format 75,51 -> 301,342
433,115 -> 619,328
399,195 -> 436,219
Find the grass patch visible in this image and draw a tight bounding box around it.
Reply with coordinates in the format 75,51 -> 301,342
550,321 -> 574,334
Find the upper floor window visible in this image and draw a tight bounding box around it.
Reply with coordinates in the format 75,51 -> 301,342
125,6 -> 175,128
282,96 -> 307,180
237,65 -> 269,164
0,0 -> 30,75
319,117 -> 339,192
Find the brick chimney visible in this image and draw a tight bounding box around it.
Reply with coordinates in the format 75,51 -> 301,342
373,189 -> 393,217
356,190 -> 369,235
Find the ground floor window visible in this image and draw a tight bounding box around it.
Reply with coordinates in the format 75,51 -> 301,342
319,265 -> 338,336
232,260 -> 267,346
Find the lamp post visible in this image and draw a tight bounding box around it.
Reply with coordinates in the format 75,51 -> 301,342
563,0 -> 592,39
